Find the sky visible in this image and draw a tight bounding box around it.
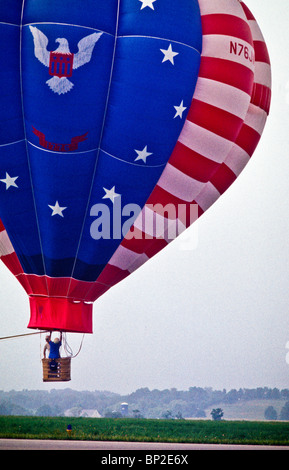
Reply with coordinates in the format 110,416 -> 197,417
0,0 -> 289,395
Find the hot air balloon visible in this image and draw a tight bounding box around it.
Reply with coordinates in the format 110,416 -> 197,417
0,0 -> 271,379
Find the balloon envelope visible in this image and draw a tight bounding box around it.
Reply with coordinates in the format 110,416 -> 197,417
0,0 -> 271,333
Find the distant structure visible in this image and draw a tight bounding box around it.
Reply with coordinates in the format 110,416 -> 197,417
121,402 -> 128,417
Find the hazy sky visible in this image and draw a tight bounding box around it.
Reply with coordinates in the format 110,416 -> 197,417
0,0 -> 288,395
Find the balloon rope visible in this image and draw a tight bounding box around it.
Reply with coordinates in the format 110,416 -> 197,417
62,332 -> 85,358
0,331 -> 49,341
0,331 -> 84,358
72,334 -> 85,358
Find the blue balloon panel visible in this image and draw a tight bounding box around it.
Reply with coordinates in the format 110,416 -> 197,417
0,0 -> 202,282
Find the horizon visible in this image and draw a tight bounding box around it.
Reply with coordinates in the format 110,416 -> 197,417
1,384 -> 289,395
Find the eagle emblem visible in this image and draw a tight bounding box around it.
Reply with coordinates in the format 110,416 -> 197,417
29,26 -> 103,95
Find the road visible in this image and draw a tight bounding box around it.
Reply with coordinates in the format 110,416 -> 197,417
1,439 -> 288,451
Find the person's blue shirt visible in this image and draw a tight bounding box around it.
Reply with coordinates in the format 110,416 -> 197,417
49,340 -> 61,359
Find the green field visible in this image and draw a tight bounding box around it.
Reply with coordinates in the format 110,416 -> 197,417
0,416 -> 289,445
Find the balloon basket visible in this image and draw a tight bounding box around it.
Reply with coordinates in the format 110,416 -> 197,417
42,358 -> 71,382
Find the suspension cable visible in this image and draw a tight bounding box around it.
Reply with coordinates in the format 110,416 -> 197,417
0,330 -> 85,358
71,334 -> 85,358
0,331 -> 49,341
62,332 -> 85,358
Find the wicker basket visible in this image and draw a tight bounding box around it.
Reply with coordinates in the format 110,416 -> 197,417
42,357 -> 71,382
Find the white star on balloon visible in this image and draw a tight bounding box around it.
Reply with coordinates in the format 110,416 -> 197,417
174,100 -> 187,119
0,172 -> 19,190
139,0 -> 157,9
103,186 -> 121,204
48,201 -> 67,217
160,44 -> 179,65
134,146 -> 153,163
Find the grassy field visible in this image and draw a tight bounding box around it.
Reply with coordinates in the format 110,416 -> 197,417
204,399 -> 288,421
0,416 -> 289,445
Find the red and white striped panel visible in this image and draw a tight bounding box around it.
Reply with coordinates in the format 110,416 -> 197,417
83,0 -> 271,302
0,219 -> 32,293
196,1 -> 272,211
0,219 -> 14,258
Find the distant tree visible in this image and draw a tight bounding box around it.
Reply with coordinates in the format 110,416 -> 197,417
267,388 -> 281,400
162,410 -> 173,419
0,401 -> 29,416
281,389 -> 289,400
264,406 -> 277,420
224,389 -> 239,404
210,408 -> 224,421
0,401 -> 9,415
36,405 -> 53,417
279,402 -> 289,420
132,409 -> 143,419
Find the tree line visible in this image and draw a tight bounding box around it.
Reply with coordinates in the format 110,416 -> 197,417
0,386 -> 289,419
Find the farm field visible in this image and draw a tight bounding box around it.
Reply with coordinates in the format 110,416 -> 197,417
0,416 -> 289,446
204,399 -> 288,421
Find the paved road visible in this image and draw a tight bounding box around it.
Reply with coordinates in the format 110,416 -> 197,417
1,438 -> 288,451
